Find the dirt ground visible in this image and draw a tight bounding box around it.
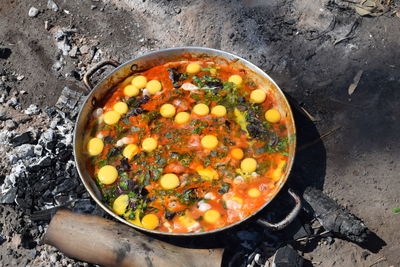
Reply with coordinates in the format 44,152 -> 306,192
1,0 -> 399,266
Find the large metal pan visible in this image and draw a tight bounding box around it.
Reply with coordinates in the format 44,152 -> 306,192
73,47 -> 300,236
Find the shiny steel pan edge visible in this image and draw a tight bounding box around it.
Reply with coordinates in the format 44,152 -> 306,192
73,47 -> 297,236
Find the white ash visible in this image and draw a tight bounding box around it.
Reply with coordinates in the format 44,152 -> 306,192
24,104 -> 40,115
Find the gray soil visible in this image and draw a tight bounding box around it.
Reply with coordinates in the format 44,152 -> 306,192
1,0 -> 399,266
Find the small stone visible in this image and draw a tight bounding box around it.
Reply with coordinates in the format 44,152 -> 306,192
7,97 -> 18,107
49,254 -> 57,263
173,7 -> 181,14
16,75 -> 25,81
52,61 -> 62,71
24,104 -> 40,115
42,129 -> 55,142
5,119 -> 17,130
47,0 -> 59,12
79,45 -> 90,54
0,108 -> 9,121
91,5 -> 97,10
68,46 -> 78,58
34,144 -> 43,156
0,187 -> 17,204
28,7 -> 39,17
0,47 -> 12,59
50,118 -> 59,129
44,20 -> 50,31
19,90 -> 27,95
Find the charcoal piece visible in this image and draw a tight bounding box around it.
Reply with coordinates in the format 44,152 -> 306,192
0,47 -> 12,59
10,132 -> 34,147
53,178 -> 76,194
271,245 -> 303,267
45,140 -> 57,151
72,199 -> 97,214
303,187 -> 369,243
29,156 -> 53,172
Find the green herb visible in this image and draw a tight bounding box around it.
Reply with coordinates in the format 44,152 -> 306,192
142,111 -> 159,123
122,117 -> 131,125
177,189 -> 198,205
191,93 -> 201,101
97,159 -> 108,168
165,132 -> 173,139
119,181 -> 128,190
128,191 -> 136,198
192,125 -> 205,134
128,212 -> 136,220
392,207 -> 400,214
204,157 -> 211,167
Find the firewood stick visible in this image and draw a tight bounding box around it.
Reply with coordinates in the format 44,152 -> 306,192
302,187 -> 369,243
44,209 -> 223,267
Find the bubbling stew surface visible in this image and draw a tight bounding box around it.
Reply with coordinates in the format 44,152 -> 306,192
85,54 -> 293,233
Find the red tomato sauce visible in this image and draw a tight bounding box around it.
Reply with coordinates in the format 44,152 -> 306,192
85,56 -> 291,233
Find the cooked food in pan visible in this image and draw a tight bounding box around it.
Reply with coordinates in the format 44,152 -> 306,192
85,54 -> 292,233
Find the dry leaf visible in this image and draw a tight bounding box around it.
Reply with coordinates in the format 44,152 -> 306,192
355,6 -> 372,15
348,70 -> 363,96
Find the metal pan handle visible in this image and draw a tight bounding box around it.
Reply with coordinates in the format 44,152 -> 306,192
83,60 -> 120,92
256,188 -> 301,231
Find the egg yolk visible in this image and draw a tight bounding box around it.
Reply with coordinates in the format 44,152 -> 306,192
174,112 -> 190,124
186,63 -> 201,74
123,85 -> 139,97
113,194 -> 129,215
123,144 -> 139,160
160,173 -> 180,190
201,135 -> 218,149
240,158 -> 257,173
203,210 -> 221,224
103,110 -> 121,125
248,188 -> 261,198
131,75 -> 147,89
113,102 -> 129,114
87,137 -> 104,156
228,74 -> 243,85
230,148 -> 244,160
210,105 -> 226,117
141,214 -> 159,230
250,89 -> 267,103
146,80 -> 162,95
265,109 -> 281,123
160,103 -> 176,118
98,165 -> 118,185
142,137 -> 158,152
193,103 -> 209,116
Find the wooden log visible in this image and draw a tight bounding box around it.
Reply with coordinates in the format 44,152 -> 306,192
44,209 -> 224,267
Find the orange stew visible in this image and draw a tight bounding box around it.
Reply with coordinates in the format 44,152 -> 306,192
85,55 -> 291,233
